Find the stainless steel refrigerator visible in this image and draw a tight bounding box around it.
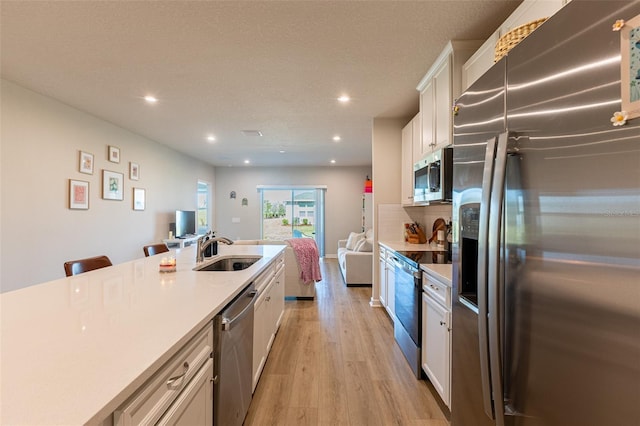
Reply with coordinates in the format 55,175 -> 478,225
451,1 -> 640,425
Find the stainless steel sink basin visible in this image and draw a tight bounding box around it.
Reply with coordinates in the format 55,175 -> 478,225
194,256 -> 262,271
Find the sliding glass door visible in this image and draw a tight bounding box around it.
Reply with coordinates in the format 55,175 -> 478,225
259,187 -> 325,255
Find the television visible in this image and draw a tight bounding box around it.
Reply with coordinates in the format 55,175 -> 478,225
175,210 -> 196,238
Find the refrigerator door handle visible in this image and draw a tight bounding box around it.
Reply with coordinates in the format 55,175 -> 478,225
488,132 -> 509,426
477,135 -> 498,420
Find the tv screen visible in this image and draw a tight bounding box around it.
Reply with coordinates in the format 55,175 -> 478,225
175,210 -> 196,237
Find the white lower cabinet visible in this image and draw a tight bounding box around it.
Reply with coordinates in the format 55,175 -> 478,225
385,258 -> 395,319
378,245 -> 396,319
113,324 -> 214,426
421,271 -> 451,408
252,254 -> 285,391
378,247 -> 387,307
156,358 -> 213,425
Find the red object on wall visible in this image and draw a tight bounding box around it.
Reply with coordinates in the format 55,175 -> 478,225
364,176 -> 373,193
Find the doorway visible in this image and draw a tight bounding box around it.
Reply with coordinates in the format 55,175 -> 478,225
259,187 -> 325,256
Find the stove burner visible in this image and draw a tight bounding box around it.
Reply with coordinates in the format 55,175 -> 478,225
395,250 -> 449,266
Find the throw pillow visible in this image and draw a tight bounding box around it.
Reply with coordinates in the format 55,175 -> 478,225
346,231 -> 365,250
356,238 -> 373,252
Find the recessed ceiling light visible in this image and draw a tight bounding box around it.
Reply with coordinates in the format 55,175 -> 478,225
279,150 -> 285,153
207,135 -> 216,142
333,135 -> 341,142
244,160 -> 250,164
330,159 -> 336,164
144,95 -> 158,104
337,95 -> 350,103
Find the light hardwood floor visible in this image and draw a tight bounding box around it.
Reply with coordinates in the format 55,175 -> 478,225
245,258 -> 450,426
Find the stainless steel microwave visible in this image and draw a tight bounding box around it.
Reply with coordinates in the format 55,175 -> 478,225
413,147 -> 453,204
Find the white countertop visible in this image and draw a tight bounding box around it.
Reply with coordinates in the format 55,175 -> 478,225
378,240 -> 446,252
0,244 -> 285,425
420,264 -> 452,286
379,240 -> 452,285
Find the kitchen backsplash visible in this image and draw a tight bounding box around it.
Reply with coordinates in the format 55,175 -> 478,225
377,203 -> 452,241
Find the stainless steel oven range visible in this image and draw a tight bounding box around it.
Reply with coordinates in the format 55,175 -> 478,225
393,250 -> 447,378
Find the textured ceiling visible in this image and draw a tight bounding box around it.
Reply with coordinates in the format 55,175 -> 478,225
0,1 -> 521,167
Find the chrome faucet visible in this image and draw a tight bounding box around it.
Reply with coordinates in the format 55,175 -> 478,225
196,236 -> 234,263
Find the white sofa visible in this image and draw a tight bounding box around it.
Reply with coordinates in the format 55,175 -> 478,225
337,229 -> 373,286
234,240 -> 316,299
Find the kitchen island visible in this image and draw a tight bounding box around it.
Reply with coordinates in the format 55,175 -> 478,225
0,243 -> 285,425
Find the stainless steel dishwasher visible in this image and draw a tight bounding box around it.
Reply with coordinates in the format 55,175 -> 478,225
213,282 -> 257,426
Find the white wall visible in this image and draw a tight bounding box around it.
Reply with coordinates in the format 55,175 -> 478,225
0,80 -> 216,292
377,203 -> 453,242
371,117 -> 407,303
214,166 -> 372,255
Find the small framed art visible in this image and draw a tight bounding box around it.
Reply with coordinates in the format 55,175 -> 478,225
79,151 -> 94,174
133,187 -> 145,210
69,179 -> 89,210
102,170 -> 124,200
130,162 -> 140,180
621,14 -> 640,119
108,145 -> 121,163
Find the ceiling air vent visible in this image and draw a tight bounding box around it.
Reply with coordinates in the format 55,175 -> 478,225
241,130 -> 263,137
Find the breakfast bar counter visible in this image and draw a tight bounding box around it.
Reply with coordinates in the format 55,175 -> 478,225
0,244 -> 285,425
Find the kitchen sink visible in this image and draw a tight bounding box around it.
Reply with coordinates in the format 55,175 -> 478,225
194,256 -> 262,272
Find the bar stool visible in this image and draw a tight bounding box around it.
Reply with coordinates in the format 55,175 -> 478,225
143,243 -> 170,257
64,255 -> 113,277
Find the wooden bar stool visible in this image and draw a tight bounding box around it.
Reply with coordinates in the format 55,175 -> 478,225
64,255 -> 113,277
143,243 -> 170,257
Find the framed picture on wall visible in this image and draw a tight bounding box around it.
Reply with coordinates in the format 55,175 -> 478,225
69,179 -> 89,210
130,162 -> 140,180
133,187 -> 145,210
102,170 -> 124,200
79,151 -> 94,174
108,145 -> 120,163
620,14 -> 640,119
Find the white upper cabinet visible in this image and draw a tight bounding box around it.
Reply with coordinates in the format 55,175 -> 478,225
462,0 -> 570,90
434,56 -> 452,149
462,29 -> 500,91
401,114 -> 419,205
417,41 -> 481,158
411,113 -> 421,170
419,79 -> 435,159
500,0 -> 567,34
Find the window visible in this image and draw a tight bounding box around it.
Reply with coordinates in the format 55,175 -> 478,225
258,186 -> 326,256
197,181 -> 210,234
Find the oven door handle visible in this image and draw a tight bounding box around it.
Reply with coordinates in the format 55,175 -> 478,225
390,257 -> 404,271
391,257 -> 421,286
392,258 -> 415,275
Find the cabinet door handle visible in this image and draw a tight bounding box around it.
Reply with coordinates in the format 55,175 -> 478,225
167,361 -> 189,386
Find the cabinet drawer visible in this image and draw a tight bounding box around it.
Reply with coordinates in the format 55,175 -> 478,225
255,262 -> 275,293
378,246 -> 387,264
114,325 -> 213,426
156,358 -> 213,425
275,252 -> 285,273
422,273 -> 451,309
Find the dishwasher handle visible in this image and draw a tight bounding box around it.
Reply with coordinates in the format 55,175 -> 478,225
221,289 -> 258,331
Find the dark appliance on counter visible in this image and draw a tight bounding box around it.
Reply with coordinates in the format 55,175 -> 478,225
451,2 -> 640,425
413,147 -> 453,204
392,250 -> 448,377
